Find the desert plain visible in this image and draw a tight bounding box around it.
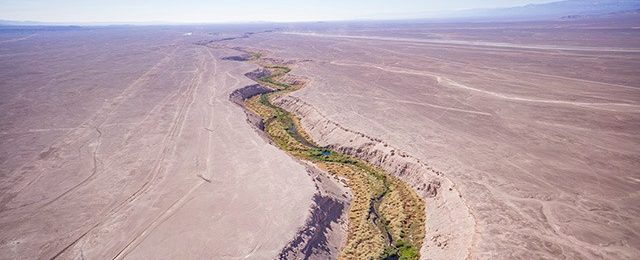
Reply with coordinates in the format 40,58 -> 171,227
1,15 -> 639,260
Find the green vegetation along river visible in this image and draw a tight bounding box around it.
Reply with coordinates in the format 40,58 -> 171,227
239,55 -> 425,260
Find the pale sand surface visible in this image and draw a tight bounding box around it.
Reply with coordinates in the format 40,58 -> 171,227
0,27 -> 315,259
229,19 -> 640,259
1,18 -> 639,259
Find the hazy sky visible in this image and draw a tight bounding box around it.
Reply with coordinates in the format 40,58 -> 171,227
0,0 -> 559,23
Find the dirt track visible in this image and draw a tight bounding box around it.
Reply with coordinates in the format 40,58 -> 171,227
0,27 -> 315,259
1,17 -> 639,259
230,19 -> 640,259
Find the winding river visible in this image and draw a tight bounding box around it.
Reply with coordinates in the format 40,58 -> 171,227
232,53 -> 425,259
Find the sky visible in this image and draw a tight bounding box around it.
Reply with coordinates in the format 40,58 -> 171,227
0,0 -> 559,23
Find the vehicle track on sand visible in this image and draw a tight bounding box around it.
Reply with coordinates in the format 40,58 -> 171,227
49,47 -> 206,259
0,33 -> 36,44
106,49 -> 217,259
33,68 -> 192,213
285,32 -> 640,53
3,47 -> 188,215
330,61 -> 640,112
362,45 -> 640,91
39,127 -> 103,208
111,181 -> 205,260
317,92 -> 492,116
2,45 -> 180,201
111,48 -> 218,259
32,69 -> 193,213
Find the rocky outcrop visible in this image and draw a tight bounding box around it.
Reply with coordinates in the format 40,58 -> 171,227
278,165 -> 351,260
221,54 -> 251,61
244,68 -> 272,82
229,84 -> 273,131
274,95 -> 476,260
229,83 -> 272,105
229,82 -> 350,260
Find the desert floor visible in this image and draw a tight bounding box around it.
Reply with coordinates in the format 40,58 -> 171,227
229,18 -> 640,259
0,16 -> 639,259
0,26 -> 316,259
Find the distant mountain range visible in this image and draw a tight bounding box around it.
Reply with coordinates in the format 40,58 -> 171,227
363,0 -> 640,22
449,0 -> 640,21
1,0 -> 640,25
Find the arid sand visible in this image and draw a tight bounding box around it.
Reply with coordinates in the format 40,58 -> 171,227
228,18 -> 640,259
0,27 -> 316,259
1,16 -> 639,259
